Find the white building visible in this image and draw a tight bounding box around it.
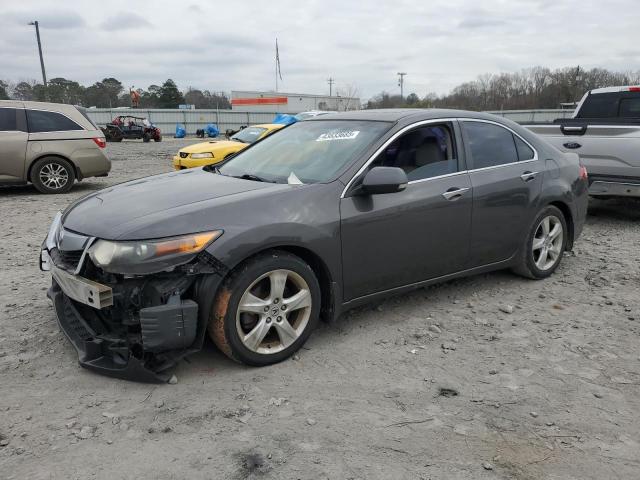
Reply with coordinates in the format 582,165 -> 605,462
231,90 -> 360,113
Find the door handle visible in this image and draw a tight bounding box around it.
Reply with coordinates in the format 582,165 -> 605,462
560,124 -> 587,136
520,171 -> 538,182
442,187 -> 469,201
563,142 -> 582,149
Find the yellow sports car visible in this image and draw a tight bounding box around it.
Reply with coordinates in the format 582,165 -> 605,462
173,123 -> 285,170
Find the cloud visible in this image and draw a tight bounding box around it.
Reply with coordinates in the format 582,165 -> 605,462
6,10 -> 85,29
0,0 -> 638,100
101,12 -> 152,31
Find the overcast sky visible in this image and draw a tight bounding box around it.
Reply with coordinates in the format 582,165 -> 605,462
1,0 -> 638,100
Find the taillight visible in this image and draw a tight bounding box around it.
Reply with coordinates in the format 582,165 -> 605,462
92,137 -> 106,149
628,86 -> 640,92
579,165 -> 588,180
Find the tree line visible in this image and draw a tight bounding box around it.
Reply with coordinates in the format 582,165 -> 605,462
366,66 -> 640,111
0,77 -> 231,109
2,66 -> 639,111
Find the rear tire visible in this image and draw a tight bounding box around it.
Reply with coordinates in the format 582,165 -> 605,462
513,205 -> 567,279
31,157 -> 75,194
208,250 -> 321,366
143,133 -> 151,142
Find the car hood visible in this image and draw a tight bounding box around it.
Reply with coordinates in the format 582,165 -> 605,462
62,169 -> 289,240
180,140 -> 244,154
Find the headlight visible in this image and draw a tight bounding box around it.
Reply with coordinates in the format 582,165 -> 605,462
190,152 -> 214,159
88,230 -> 223,274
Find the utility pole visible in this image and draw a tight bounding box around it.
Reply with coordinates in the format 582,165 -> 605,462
574,65 -> 582,104
28,21 -> 47,95
397,72 -> 407,100
327,77 -> 335,96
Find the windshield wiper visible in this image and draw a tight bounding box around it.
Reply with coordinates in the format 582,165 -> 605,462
233,173 -> 274,183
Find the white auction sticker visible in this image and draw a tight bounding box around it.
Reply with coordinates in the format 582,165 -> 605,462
316,130 -> 360,142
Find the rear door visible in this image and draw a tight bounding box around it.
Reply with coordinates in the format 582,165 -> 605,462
461,120 -> 544,267
0,107 -> 28,182
340,121 -> 473,300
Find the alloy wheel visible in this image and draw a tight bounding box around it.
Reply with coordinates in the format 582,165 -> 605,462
532,215 -> 563,271
39,163 -> 69,190
235,269 -> 312,354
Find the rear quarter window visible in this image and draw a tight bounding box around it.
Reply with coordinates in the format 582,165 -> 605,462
514,135 -> 535,161
27,109 -> 83,133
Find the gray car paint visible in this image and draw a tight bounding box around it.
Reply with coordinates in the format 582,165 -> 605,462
59,109 -> 588,316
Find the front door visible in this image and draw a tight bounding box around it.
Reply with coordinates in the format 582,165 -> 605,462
340,122 -> 472,301
0,107 -> 27,182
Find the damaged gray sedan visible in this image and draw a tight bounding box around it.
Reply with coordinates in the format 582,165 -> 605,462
41,109 -> 588,382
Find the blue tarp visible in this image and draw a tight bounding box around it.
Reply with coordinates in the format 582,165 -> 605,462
175,124 -> 186,138
272,113 -> 297,125
205,123 -> 219,137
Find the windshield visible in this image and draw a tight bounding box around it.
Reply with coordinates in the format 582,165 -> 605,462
231,126 -> 268,144
218,120 -> 391,184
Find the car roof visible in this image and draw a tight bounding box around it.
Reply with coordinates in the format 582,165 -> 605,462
308,108 -> 500,123
0,100 -> 81,112
590,86 -> 640,94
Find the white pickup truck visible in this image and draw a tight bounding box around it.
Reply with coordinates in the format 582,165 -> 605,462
526,86 -> 640,198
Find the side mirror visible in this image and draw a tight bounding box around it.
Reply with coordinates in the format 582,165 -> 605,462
359,167 -> 408,195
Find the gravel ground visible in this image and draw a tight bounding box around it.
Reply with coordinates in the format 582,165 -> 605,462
1,139 -> 639,480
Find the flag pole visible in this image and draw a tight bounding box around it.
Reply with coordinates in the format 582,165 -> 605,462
275,38 -> 278,92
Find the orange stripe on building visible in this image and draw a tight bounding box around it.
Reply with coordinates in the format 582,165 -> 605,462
231,97 -> 288,106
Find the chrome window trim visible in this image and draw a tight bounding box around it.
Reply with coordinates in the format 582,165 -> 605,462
407,170 -> 469,185
340,117 -> 539,198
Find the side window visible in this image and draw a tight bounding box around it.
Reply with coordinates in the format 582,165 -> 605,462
26,110 -> 83,133
463,121 -> 518,169
369,124 -> 457,181
0,108 -> 17,131
514,135 -> 535,161
576,93 -> 619,118
619,97 -> 640,118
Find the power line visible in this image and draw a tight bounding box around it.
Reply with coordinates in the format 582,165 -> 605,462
397,72 -> 407,100
327,77 -> 335,96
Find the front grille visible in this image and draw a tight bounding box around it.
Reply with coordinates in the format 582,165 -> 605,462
179,152 -> 189,158
50,248 -> 83,271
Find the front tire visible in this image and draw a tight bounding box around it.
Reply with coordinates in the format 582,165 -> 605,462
513,205 -> 567,279
143,133 -> 151,142
31,157 -> 75,194
209,251 -> 321,366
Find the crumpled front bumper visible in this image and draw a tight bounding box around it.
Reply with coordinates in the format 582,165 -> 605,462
47,277 -> 214,383
43,245 -> 224,383
48,282 -> 170,382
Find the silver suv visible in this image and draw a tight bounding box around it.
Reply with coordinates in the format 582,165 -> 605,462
0,100 -> 111,193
